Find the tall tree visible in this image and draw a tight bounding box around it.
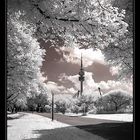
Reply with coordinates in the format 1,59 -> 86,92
103,0 -> 133,79
7,10 -> 46,106
95,90 -> 132,113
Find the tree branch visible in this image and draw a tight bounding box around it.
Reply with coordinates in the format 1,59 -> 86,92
7,93 -> 15,100
97,0 -> 111,13
7,93 -> 20,103
122,59 -> 133,70
32,3 -> 80,22
31,2 -> 98,29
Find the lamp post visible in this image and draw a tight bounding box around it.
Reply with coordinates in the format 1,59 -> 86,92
82,103 -> 86,116
98,87 -> 102,97
51,92 -> 54,121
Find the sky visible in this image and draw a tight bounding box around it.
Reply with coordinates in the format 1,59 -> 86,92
40,40 -> 133,98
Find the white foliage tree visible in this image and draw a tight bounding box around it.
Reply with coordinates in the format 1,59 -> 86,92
68,95 -> 94,113
7,10 -> 46,107
7,0 -> 132,76
55,99 -> 67,114
95,89 -> 133,113
8,0 -> 133,80
103,0 -> 133,79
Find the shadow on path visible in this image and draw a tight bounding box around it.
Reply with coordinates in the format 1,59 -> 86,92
76,122 -> 133,140
23,122 -> 133,140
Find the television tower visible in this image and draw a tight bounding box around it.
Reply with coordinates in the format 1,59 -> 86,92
79,54 -> 85,96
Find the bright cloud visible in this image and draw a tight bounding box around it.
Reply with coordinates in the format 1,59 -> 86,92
58,73 -> 80,90
46,81 -> 77,97
56,47 -> 106,67
46,81 -> 65,93
58,71 -> 133,97
58,71 -> 99,96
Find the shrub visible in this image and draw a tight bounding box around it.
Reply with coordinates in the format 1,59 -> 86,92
44,105 -> 51,113
94,90 -> 133,114
55,100 -> 67,114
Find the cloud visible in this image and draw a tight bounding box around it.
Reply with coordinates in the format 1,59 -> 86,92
46,81 -> 64,93
99,80 -> 133,95
56,47 -> 106,67
58,73 -> 80,90
46,81 -> 77,96
58,71 -> 133,97
58,71 -> 99,96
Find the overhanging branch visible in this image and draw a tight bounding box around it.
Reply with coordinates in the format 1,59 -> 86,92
7,93 -> 20,103
32,3 -> 79,22
31,2 -> 98,28
97,0 -> 111,13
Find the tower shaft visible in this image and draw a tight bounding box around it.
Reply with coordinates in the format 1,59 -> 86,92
80,80 -> 83,96
79,54 -> 84,96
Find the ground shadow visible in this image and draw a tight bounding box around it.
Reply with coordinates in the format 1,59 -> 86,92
23,122 -> 133,140
76,122 -> 133,140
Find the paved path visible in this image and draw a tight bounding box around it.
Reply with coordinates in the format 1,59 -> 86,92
33,113 -> 133,140
35,113 -> 125,125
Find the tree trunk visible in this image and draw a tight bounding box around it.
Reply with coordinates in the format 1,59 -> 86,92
115,106 -> 118,112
